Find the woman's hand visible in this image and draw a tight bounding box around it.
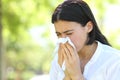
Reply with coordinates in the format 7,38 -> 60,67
60,42 -> 84,80
58,43 -> 71,79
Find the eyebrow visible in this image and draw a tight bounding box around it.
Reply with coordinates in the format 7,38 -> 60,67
56,29 -> 74,34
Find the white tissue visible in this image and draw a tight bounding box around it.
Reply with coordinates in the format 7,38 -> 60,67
57,37 -> 75,48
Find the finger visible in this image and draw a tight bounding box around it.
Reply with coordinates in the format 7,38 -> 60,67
61,43 -> 71,60
62,48 -> 68,63
65,42 -> 77,57
58,44 -> 64,66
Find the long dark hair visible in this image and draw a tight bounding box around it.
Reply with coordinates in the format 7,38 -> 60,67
52,0 -> 111,46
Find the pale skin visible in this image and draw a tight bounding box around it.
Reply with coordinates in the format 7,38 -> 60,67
54,20 -> 97,80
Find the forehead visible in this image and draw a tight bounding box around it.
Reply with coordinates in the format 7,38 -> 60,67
54,20 -> 82,32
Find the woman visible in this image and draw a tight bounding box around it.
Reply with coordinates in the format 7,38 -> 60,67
49,0 -> 120,80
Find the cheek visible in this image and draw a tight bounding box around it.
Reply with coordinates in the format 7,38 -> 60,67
70,33 -> 87,52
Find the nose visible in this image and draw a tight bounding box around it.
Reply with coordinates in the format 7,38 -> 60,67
60,34 -> 67,38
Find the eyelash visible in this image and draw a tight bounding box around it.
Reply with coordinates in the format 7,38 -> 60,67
57,34 -> 60,36
56,33 -> 73,37
66,33 -> 72,35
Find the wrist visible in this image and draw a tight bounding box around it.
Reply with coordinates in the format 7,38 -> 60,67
72,75 -> 84,80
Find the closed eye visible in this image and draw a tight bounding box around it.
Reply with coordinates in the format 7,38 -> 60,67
56,29 -> 74,37
56,33 -> 61,37
66,33 -> 72,35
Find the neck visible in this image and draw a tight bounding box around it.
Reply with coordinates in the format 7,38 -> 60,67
78,42 -> 97,61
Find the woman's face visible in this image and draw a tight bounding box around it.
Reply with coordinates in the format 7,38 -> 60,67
54,20 -> 92,52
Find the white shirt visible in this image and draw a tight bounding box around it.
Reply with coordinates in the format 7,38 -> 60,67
49,41 -> 120,80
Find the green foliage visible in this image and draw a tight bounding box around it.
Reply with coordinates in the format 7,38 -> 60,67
2,0 -> 63,79
106,29 -> 120,49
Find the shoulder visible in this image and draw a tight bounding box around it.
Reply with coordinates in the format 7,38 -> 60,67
98,41 -> 120,56
98,42 -> 120,69
96,41 -> 120,65
101,42 -> 120,58
98,42 -> 120,65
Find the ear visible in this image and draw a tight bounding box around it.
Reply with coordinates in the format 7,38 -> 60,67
85,21 -> 93,33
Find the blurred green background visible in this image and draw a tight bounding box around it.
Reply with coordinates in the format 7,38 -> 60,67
0,0 -> 120,80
